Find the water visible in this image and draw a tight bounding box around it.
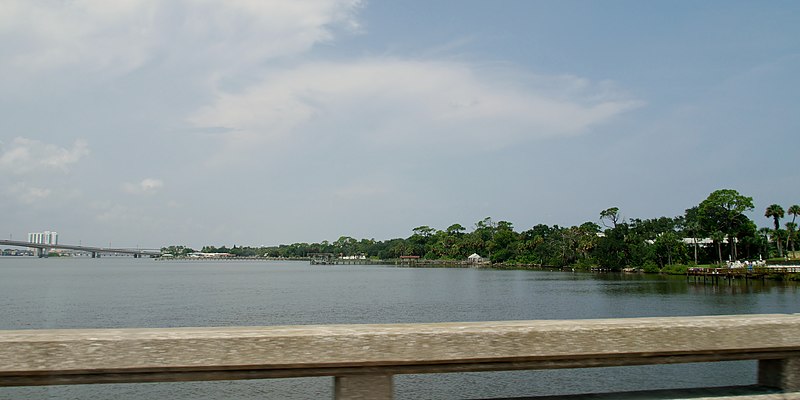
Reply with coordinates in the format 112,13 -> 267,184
1,257 -> 798,399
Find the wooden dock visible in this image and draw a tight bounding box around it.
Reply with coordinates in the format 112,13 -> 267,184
687,266 -> 800,283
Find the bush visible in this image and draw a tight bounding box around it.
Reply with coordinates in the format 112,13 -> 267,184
573,258 -> 596,271
661,264 -> 690,275
642,261 -> 660,273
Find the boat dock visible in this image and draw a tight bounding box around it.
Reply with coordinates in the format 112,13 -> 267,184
687,266 -> 800,283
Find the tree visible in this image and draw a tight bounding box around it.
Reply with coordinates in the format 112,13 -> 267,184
698,189 -> 754,260
576,222 -> 600,261
333,236 -> 358,256
709,231 -> 726,265
765,204 -> 785,257
787,205 -> 800,258
412,226 -> 435,238
785,222 -> 797,257
473,217 -> 497,258
593,223 -> 631,270
789,205 -> 800,225
445,223 -> 466,236
654,231 -> 682,267
488,221 -> 516,263
161,245 -> 195,256
599,207 -> 621,228
682,207 -> 703,264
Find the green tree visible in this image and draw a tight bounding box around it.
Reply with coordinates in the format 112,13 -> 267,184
787,205 -> 800,257
786,222 -> 797,257
789,205 -> 800,225
488,221 -> 516,262
758,227 -> 772,259
333,236 -> 358,256
161,245 -> 195,256
765,204 -> 785,257
599,207 -> 621,228
445,223 -> 466,236
653,231 -> 684,267
472,217 -> 496,258
710,231 -> 726,265
576,222 -> 600,261
518,224 -> 553,265
698,189 -> 754,260
682,207 -> 703,264
593,223 -> 630,270
412,226 -> 435,238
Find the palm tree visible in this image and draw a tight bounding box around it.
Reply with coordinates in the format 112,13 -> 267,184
710,231 -> 726,265
786,222 -> 797,258
788,205 -> 800,258
758,227 -> 772,260
765,204 -> 785,257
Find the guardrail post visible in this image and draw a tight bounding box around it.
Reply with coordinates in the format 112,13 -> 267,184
758,357 -> 800,391
334,374 -> 393,400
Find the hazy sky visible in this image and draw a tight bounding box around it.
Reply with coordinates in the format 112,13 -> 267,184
2,1 -> 798,249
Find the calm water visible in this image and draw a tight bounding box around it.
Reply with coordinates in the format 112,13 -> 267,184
1,257 -> 798,399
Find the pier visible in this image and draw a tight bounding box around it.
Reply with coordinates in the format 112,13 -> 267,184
687,266 -> 800,283
307,254 -> 493,267
1,314 -> 798,399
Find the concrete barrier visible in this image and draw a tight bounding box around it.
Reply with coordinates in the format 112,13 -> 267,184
1,314 -> 799,399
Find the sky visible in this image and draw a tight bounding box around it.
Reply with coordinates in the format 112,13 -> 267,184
1,0 -> 799,250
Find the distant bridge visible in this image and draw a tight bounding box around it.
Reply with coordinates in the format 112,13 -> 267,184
0,239 -> 161,258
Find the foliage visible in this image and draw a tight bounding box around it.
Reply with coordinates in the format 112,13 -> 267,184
660,264 -> 690,275
698,189 -> 754,260
599,207 -> 621,228
176,189 -> 797,273
765,204 -> 785,257
160,245 -> 195,256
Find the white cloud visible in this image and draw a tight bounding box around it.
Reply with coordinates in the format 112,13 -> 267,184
189,59 -> 642,157
0,137 -> 89,174
6,183 -> 52,204
122,178 -> 165,195
0,0 -> 362,85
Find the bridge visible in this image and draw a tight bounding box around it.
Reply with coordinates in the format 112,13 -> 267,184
0,239 -> 161,258
1,314 -> 798,399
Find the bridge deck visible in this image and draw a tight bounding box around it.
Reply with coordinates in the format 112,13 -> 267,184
0,239 -> 160,256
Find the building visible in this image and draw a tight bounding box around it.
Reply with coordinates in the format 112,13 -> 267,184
28,231 -> 58,251
467,253 -> 485,264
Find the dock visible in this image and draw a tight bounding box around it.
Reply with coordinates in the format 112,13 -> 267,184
687,266 -> 800,283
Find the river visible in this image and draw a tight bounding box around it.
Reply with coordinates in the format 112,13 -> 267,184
1,257 -> 798,399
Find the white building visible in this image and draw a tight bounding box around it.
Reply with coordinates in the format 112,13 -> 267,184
467,253 -> 485,264
28,231 -> 58,250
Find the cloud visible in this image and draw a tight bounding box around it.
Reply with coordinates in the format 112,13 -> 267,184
189,59 -> 642,157
6,183 -> 52,204
0,137 -> 90,174
122,178 -> 165,195
0,0 -> 362,86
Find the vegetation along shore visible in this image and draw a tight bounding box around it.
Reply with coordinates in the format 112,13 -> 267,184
162,189 -> 800,280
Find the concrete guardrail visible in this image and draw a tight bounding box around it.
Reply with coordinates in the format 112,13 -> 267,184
1,314 -> 799,399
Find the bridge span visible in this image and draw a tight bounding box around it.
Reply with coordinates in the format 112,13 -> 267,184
0,314 -> 798,399
0,239 -> 161,258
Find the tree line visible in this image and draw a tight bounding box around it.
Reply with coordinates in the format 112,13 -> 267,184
163,189 -> 799,271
